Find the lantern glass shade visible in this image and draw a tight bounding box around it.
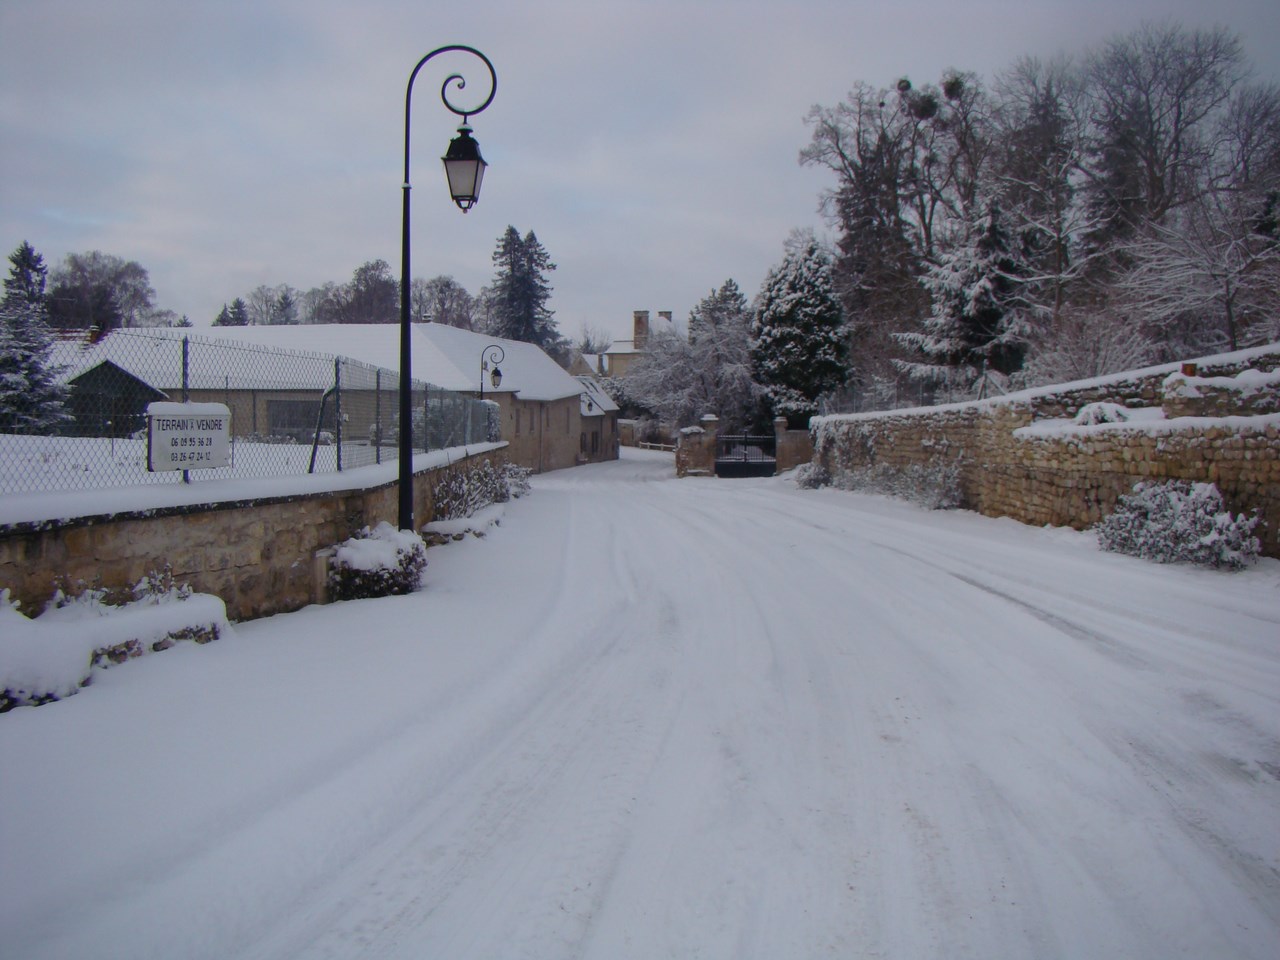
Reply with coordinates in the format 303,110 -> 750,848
490,365 -> 503,389
443,124 -> 487,212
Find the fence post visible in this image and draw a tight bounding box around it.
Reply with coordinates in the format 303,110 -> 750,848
182,336 -> 191,484
334,357 -> 343,472
375,369 -> 382,464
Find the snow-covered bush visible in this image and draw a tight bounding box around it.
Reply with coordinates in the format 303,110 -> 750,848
328,522 -> 429,601
1074,402 -> 1131,425
502,462 -> 532,500
1095,481 -> 1260,569
431,458 -> 529,522
793,461 -> 831,489
2,571 -> 229,713
827,461 -> 963,510
1,590 -> 94,712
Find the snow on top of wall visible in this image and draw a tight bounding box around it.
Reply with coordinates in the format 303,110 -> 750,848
813,342 -> 1280,428
1014,410 -> 1280,440
0,442 -> 505,528
1163,367 -> 1280,398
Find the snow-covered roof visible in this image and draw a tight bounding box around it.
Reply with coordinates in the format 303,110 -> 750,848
412,323 -> 584,401
576,376 -> 618,417
49,324 -> 586,401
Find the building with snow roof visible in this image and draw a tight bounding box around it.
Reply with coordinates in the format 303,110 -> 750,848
50,323 -> 617,472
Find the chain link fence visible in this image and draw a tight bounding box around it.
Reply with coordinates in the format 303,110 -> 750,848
1,328 -> 494,496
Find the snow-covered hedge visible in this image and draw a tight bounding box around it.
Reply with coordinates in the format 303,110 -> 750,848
327,522 -> 429,601
430,459 -> 530,522
1095,480 -> 1260,570
799,459 -> 962,510
1,572 -> 229,712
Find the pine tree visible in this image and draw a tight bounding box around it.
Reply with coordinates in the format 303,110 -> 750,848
214,298 -> 250,326
751,239 -> 847,427
1,242 -> 69,433
488,226 -> 562,352
896,204 -> 1028,391
4,241 -> 48,307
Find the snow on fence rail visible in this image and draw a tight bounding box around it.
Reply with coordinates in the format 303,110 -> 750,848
1,329 -> 492,496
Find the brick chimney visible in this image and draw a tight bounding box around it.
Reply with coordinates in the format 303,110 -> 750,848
657,310 -> 672,328
633,310 -> 650,350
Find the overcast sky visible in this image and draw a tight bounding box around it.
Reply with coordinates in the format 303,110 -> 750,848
2,0 -> 1278,345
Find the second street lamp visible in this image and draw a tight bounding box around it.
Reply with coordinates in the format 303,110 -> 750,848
399,45 -> 497,531
480,344 -> 505,400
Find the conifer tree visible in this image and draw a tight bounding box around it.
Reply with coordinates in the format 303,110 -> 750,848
4,241 -> 47,307
1,242 -> 68,433
751,238 -> 847,427
488,226 -> 563,353
214,298 -> 250,326
896,204 -> 1028,391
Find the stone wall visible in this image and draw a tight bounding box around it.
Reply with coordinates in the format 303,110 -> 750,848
0,447 -> 506,622
812,346 -> 1280,557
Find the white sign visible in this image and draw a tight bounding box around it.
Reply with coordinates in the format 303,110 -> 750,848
147,402 -> 231,472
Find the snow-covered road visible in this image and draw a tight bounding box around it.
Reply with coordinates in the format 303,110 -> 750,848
3,448 -> 1279,959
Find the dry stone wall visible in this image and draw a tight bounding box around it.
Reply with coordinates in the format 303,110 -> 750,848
812,346 -> 1280,558
0,448 -> 506,622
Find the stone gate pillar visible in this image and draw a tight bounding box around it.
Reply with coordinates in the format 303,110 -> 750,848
676,414 -> 718,477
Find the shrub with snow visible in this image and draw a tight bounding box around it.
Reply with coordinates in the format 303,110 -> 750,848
793,461 -> 831,489
1,590 -> 94,711
825,461 -> 963,510
1074,402 -> 1131,425
328,522 -> 429,601
431,459 -> 530,522
1095,480 -> 1260,570
2,571 -> 229,713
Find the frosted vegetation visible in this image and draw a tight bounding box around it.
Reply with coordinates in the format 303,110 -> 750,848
1096,480 -> 1261,569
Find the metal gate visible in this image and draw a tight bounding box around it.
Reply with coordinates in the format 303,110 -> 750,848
715,434 -> 777,478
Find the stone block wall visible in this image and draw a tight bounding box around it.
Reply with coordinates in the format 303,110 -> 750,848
812,346 -> 1280,558
675,416 -> 719,477
0,448 -> 506,622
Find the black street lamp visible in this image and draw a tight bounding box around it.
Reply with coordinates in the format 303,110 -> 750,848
480,344 -> 505,400
399,45 -> 497,530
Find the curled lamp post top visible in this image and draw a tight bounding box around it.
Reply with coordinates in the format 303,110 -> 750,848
404,45 -> 497,187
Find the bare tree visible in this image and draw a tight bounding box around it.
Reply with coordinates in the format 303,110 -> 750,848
412,275 -> 475,328
1018,302 -> 1155,386
1083,24 -> 1247,239
1118,190 -> 1280,352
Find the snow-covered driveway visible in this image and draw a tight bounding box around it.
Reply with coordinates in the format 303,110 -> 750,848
3,448 -> 1279,959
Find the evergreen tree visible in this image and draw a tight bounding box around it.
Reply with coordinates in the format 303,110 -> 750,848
751,238 -> 847,428
4,241 -> 48,307
896,204 -> 1028,391
1,243 -> 69,433
488,226 -> 563,353
214,298 -> 250,326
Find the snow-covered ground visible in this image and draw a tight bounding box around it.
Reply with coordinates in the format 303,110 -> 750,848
2,447 -> 1278,959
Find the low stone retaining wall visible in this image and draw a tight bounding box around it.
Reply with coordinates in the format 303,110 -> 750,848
0,445 -> 506,622
812,346 -> 1280,558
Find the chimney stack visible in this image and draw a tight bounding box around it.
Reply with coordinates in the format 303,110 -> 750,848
633,310 -> 650,350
